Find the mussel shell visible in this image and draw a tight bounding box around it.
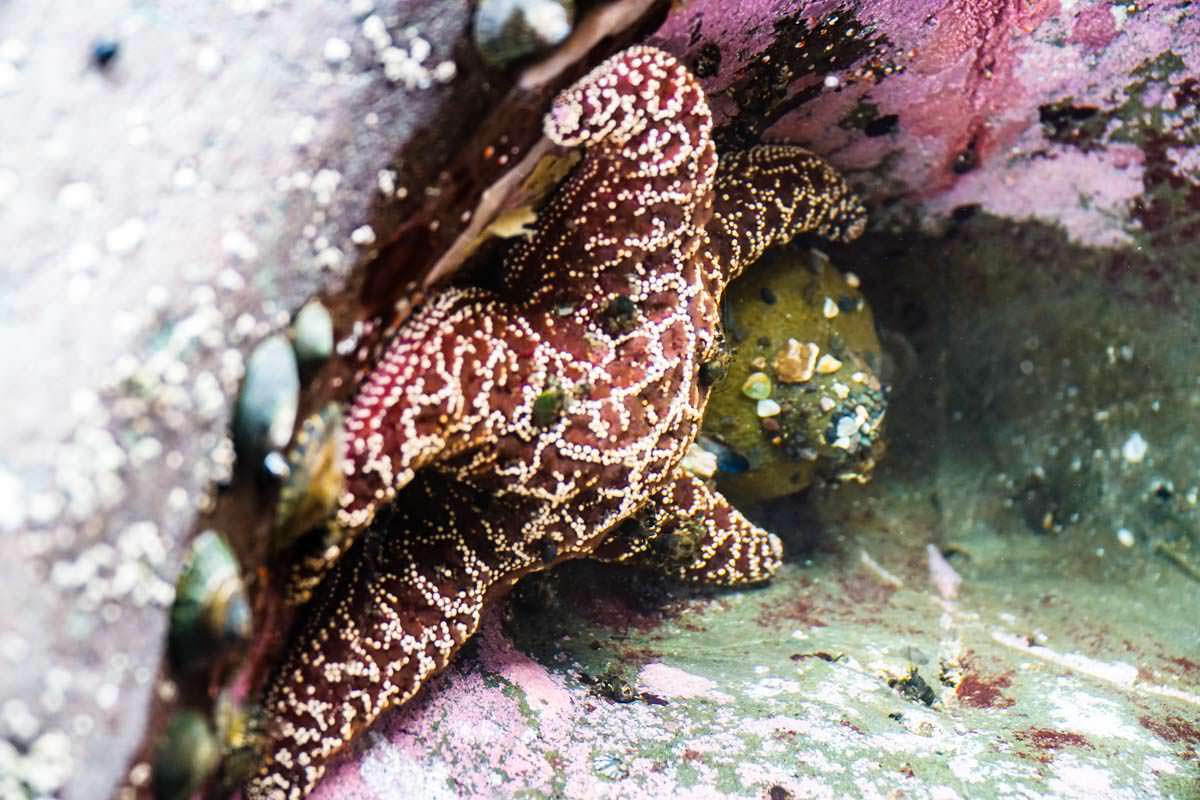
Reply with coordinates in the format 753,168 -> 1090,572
272,404 -> 345,552
234,334 -> 300,465
168,531 -> 250,672
291,299 -> 334,369
152,710 -> 219,800
473,0 -> 574,66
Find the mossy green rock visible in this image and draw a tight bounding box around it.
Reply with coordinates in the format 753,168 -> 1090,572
703,247 -> 886,506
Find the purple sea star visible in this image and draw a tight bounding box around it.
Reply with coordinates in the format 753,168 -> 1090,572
249,45 -> 865,799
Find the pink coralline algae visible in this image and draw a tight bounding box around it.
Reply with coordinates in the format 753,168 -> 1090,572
1068,6 -> 1119,53
654,1 -> 1200,249
248,46 -> 865,799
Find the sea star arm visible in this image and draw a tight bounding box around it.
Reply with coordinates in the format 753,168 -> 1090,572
250,475 -> 537,800
500,45 -> 716,302
593,471 -> 783,586
706,144 -> 868,285
337,287 -> 526,530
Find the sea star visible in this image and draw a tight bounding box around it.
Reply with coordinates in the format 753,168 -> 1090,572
249,45 -> 865,799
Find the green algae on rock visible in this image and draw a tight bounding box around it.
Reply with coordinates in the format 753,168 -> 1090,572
702,247 -> 886,506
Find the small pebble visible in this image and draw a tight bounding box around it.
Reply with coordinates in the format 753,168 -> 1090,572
221,229 -> 258,262
195,45 -> 222,75
128,762 -> 152,788
756,399 -> 782,418
91,38 -> 120,69
1121,432 -> 1147,464
696,436 -> 750,475
845,272 -> 861,288
377,169 -> 398,197
263,451 -> 290,478
350,224 -> 377,246
291,116 -> 317,146
58,182 -> 96,210
0,39 -> 29,65
106,218 -> 146,255
815,354 -> 843,374
680,443 -> 718,479
927,544 -> 962,600
432,60 -> 457,83
741,372 -> 771,401
361,14 -> 391,50
1116,528 -> 1135,548
835,414 -> 860,438
822,297 -> 839,319
409,36 -> 431,63
773,339 -> 819,383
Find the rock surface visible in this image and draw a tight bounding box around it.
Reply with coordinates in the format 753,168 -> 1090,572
653,0 -> 1200,248
0,1 -> 475,796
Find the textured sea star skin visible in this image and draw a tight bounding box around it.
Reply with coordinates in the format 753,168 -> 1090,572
249,46 -> 865,799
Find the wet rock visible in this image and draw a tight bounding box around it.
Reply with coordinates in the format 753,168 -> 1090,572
0,2 -> 482,795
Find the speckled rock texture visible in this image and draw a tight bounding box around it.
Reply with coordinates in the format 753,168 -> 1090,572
0,2 -> 473,797
1,0 -> 1198,798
